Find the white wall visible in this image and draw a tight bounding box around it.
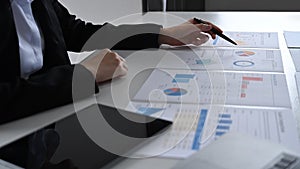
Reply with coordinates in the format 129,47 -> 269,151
205,0 -> 300,11
59,0 -> 142,24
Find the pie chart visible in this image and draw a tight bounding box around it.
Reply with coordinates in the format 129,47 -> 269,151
233,60 -> 255,67
235,51 -> 255,56
164,88 -> 187,96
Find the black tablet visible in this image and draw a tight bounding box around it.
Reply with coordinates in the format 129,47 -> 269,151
52,104 -> 172,169
0,104 -> 172,169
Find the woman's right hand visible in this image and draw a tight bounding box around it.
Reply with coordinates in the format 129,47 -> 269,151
80,49 -> 128,83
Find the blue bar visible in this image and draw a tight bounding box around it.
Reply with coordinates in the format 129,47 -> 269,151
219,120 -> 233,124
216,125 -> 230,130
192,109 -> 208,150
172,78 -> 190,83
219,114 -> 231,118
213,36 -> 219,45
175,74 -> 195,79
138,107 -> 164,116
215,131 -> 226,136
196,59 -> 212,65
196,60 -> 204,65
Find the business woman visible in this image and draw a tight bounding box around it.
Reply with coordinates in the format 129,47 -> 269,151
0,0 -> 221,124
0,0 -> 224,168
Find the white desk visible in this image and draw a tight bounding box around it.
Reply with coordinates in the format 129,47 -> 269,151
98,12 -> 300,169
1,12 -> 300,169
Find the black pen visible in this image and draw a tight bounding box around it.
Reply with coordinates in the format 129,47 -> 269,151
193,18 -> 237,45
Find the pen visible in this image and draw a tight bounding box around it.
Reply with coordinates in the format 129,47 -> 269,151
193,18 -> 237,45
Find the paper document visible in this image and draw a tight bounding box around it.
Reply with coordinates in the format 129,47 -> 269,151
126,102 -> 300,158
203,32 -> 279,48
68,51 -> 94,64
295,72 -> 300,98
284,31 -> 300,48
157,48 -> 283,72
133,69 -> 291,107
290,49 -> 300,72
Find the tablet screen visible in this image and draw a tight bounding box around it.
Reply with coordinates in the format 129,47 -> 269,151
0,104 -> 172,169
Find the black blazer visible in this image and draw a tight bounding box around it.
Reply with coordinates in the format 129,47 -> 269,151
0,0 -> 162,124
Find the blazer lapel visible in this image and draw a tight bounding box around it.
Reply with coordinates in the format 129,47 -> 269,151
32,0 -> 70,70
0,0 -> 21,79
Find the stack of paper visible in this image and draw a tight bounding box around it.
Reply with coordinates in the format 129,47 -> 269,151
132,69 -> 290,107
284,31 -> 300,72
157,48 -> 283,72
204,32 -> 279,49
284,31 -> 300,48
126,31 -> 300,159
126,102 -> 300,158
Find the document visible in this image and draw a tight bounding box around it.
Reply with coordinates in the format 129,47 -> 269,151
157,48 -> 283,72
132,69 -> 291,107
284,31 -> 300,48
203,32 -> 279,49
127,102 -> 300,159
290,49 -> 300,72
68,51 -> 94,64
295,72 -> 300,97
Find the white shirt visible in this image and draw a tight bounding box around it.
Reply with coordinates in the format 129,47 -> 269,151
11,0 -> 43,78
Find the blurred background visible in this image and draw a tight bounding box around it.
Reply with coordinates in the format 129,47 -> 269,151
59,0 -> 300,23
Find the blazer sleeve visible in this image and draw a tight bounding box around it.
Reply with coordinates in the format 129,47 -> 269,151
51,0 -> 162,51
0,65 -> 97,125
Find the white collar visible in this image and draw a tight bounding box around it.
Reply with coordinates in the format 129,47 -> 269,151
11,0 -> 34,6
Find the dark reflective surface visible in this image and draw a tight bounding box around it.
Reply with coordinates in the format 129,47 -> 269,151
0,104 -> 171,169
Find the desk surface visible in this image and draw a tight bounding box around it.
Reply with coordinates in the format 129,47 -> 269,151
98,12 -> 300,169
1,12 -> 300,169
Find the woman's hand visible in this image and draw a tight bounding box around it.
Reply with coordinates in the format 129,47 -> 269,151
80,49 -> 128,83
158,19 -> 222,46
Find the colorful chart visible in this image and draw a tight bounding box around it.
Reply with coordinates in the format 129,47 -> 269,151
240,76 -> 263,98
195,59 -> 213,65
215,114 -> 232,137
233,60 -> 255,67
192,109 -> 208,150
235,40 -> 247,45
164,88 -> 187,96
137,107 -> 165,116
172,74 -> 195,84
235,51 -> 255,56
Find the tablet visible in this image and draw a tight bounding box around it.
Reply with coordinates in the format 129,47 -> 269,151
0,104 -> 172,169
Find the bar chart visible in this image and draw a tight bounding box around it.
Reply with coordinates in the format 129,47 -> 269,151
133,69 -> 291,107
127,103 -> 300,158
